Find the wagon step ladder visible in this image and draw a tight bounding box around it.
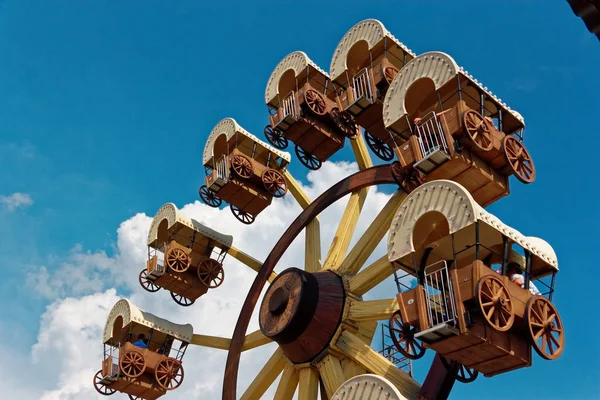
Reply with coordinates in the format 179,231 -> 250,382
414,261 -> 459,343
413,111 -> 451,174
345,68 -> 374,117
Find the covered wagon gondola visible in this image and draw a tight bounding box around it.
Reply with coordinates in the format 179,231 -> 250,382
139,203 -> 233,307
93,299 -> 192,399
199,118 -> 291,224
383,52 -> 535,206
329,19 -> 416,161
264,51 -> 357,170
386,180 -> 562,381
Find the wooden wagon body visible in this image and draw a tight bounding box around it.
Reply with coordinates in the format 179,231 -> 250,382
200,118 -> 291,223
329,19 -> 415,161
140,203 -> 233,306
387,181 -> 562,380
264,51 -> 357,170
94,299 -> 192,398
383,52 -> 535,206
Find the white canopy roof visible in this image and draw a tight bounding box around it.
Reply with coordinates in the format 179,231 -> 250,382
103,299 -> 193,344
202,117 -> 291,166
147,203 -> 233,248
387,180 -> 558,274
383,51 -> 525,129
329,19 -> 416,83
265,51 -> 329,105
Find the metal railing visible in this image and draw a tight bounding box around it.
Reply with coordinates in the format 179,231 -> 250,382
103,345 -> 120,377
282,91 -> 297,119
423,260 -> 457,328
415,111 -> 450,158
379,323 -> 412,376
148,244 -> 166,274
352,68 -> 373,103
215,156 -> 228,181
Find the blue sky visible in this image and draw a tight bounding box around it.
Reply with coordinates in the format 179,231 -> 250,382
1,0 -> 599,399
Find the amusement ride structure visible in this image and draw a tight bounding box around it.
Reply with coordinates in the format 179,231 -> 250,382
93,19 -> 563,400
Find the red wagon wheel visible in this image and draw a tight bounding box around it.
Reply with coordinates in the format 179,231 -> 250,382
391,162 -> 422,193
439,356 -> 479,383
503,136 -> 536,184
526,296 -> 564,360
294,145 -> 322,170
389,310 -> 426,360
138,269 -> 160,293
476,275 -> 514,332
330,108 -> 358,138
197,258 -> 225,289
120,349 -> 146,378
462,110 -> 493,152
365,131 -> 394,161
231,154 -> 253,179
170,291 -> 195,307
198,185 -> 222,208
93,370 -> 116,396
262,169 -> 288,198
230,204 -> 255,225
304,88 -> 327,116
155,358 -> 184,390
264,125 -> 288,150
383,65 -> 399,85
166,247 -> 190,273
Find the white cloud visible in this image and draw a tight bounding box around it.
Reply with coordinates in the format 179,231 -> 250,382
11,161 -> 399,399
0,192 -> 33,211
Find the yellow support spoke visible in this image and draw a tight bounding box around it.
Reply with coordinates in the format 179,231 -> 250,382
335,191 -> 406,275
240,348 -> 287,400
228,246 -> 277,283
351,131 -> 373,170
348,298 -> 399,323
274,364 -> 299,400
242,329 -> 273,352
357,320 -> 378,345
316,355 -> 346,398
340,358 -> 366,381
336,330 -> 421,399
323,189 -> 368,270
348,255 -> 395,296
305,219 -> 322,272
298,367 -> 319,400
190,334 -> 230,350
284,170 -> 312,210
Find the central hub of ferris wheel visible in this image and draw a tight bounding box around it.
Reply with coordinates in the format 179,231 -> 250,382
259,267 -> 346,364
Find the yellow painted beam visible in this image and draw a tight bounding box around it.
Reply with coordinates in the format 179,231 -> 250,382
336,191 -> 406,275
357,320 -> 378,346
297,367 -> 319,400
242,329 -> 273,352
340,358 -> 366,382
336,330 -> 421,399
348,255 -> 394,296
190,334 -> 230,350
305,219 -> 322,272
348,298 -> 399,323
316,355 -> 346,398
284,170 -> 312,210
240,348 -> 287,400
228,246 -> 277,283
323,189 -> 368,270
274,363 -> 299,400
351,131 -> 374,170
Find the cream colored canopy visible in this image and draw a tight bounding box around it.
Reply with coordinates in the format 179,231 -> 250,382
202,117 -> 291,166
387,180 -> 558,276
329,19 -> 415,83
103,299 -> 193,344
383,51 -> 525,130
147,202 -> 233,249
265,51 -> 329,106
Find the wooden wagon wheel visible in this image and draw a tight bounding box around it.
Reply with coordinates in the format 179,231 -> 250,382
330,108 -> 358,138
93,370 -> 116,396
365,131 -> 394,161
264,125 -> 288,150
230,204 -> 255,225
303,88 -> 327,116
294,145 -> 322,170
128,395 -> 142,400
502,136 -> 536,184
197,258 -> 225,289
119,349 -> 146,378
389,310 -> 426,360
476,274 -> 514,332
198,185 -> 222,208
261,169 -> 288,198
166,247 -> 190,273
391,162 -> 422,193
138,269 -> 160,293
384,66 -> 399,85
231,154 -> 254,179
155,358 -> 184,390
526,296 -> 564,360
439,356 -> 479,383
462,110 -> 493,152
170,291 -> 195,307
